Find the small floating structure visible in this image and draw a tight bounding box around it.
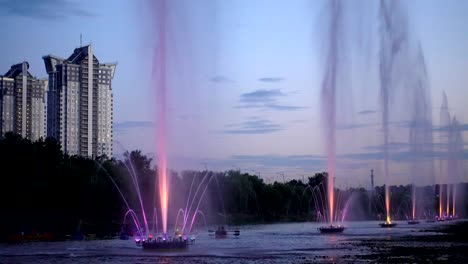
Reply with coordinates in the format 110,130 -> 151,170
135,235 -> 192,250
318,225 -> 345,233
407,220 -> 420,225
209,226 -> 240,238
142,239 -> 188,250
215,228 -> 227,238
379,222 -> 397,228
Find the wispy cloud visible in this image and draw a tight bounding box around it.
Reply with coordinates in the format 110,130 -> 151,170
264,104 -> 305,111
358,110 -> 377,115
210,75 -> 234,83
337,123 -> 377,130
364,142 -> 409,152
0,0 -> 94,20
433,123 -> 468,132
223,118 -> 283,134
340,149 -> 467,163
258,77 -> 284,83
240,89 -> 285,103
114,121 -> 154,132
230,154 -> 324,168
237,89 -> 304,111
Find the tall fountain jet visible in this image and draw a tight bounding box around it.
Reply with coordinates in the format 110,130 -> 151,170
448,116 -> 463,218
379,1 -> 434,225
379,0 -> 409,225
320,0 -> 343,228
439,91 -> 450,219
408,46 -> 433,223
154,0 -> 169,236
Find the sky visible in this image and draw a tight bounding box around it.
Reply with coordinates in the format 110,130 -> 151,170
1,0 -> 467,187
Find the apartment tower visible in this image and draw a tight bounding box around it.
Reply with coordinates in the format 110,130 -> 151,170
43,44 -> 115,158
0,62 -> 47,141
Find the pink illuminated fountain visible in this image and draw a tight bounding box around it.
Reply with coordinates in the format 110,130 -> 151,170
318,0 -> 345,234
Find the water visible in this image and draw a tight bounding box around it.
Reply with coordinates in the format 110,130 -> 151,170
0,221 -> 444,263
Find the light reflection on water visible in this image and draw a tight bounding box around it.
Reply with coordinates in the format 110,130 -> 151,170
0,221 -> 443,263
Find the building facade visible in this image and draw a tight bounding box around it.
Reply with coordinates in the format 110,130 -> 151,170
0,62 -> 47,141
43,45 -> 115,158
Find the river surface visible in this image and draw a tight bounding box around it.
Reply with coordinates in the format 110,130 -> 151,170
0,221 -> 444,263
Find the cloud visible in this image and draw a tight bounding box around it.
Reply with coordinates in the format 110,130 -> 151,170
358,110 -> 377,115
240,89 -> 285,103
223,118 -> 283,134
230,154 -> 324,168
264,104 -> 306,111
114,121 -> 154,132
434,123 -> 468,132
364,142 -> 410,152
210,75 -> 234,83
337,123 -> 378,130
237,89 -> 304,111
258,77 -> 284,82
0,0 -> 94,20
340,148 -> 467,163
341,152 -> 384,161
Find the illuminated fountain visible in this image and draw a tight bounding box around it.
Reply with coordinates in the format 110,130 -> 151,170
407,184 -> 419,225
377,0 -> 406,228
306,181 -> 350,233
377,0 -> 434,228
97,152 -> 216,249
407,46 -> 433,225
318,0 -> 346,234
436,92 -> 464,222
139,0 -> 185,250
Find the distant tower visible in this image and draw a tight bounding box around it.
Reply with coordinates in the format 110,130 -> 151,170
370,169 -> 374,190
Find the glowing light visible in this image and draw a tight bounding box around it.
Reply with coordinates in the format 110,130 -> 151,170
452,184 -> 456,217
328,170 -> 334,225
412,185 -> 416,220
159,167 -> 168,234
385,185 -> 391,224
446,184 -> 450,217
439,186 -> 443,219
154,0 -> 169,235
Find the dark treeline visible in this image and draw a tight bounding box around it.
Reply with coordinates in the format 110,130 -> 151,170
0,133 -> 466,239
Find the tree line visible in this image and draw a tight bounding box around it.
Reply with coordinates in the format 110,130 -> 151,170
0,133 -> 466,240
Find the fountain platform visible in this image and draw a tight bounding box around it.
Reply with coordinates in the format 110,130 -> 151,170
318,225 -> 345,233
379,222 -> 397,228
407,220 -> 420,225
136,237 -> 190,250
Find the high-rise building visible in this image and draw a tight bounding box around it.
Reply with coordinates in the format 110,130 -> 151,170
0,62 -> 47,141
43,44 -> 116,158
